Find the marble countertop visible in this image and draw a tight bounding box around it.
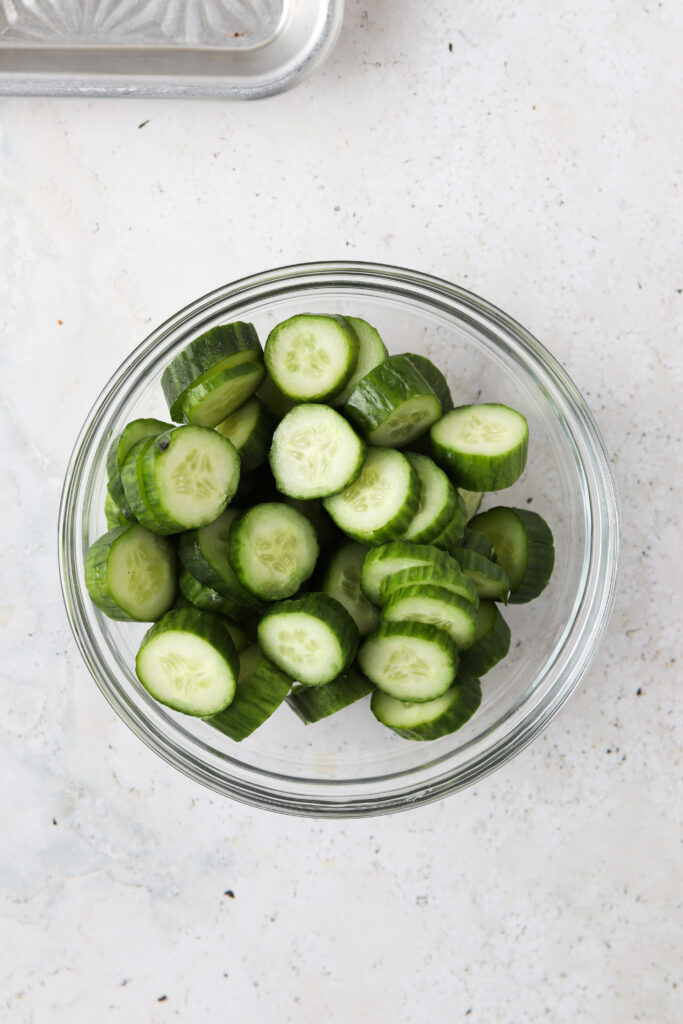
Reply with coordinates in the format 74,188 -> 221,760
1,2 -> 681,1021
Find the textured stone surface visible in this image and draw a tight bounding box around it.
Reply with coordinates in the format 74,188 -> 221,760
0,2 -> 681,1021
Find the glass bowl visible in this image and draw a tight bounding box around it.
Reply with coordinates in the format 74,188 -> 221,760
59,261 -> 619,817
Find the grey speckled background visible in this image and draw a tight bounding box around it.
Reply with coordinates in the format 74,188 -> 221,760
0,1 -> 681,1021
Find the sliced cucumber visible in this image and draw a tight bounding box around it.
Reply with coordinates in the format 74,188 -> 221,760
136,608 -> 239,716
178,509 -> 263,613
469,506 -> 555,603
162,322 -> 262,418
256,373 -> 296,420
105,488 -> 129,529
287,665 -> 374,724
431,403 -> 529,490
358,621 -> 458,702
404,353 -> 454,413
360,540 -> 453,605
402,453 -> 457,543
450,548 -> 511,602
458,527 -> 495,558
85,524 -> 177,622
215,397 -> 275,473
381,584 -> 478,650
178,566 -> 252,619
282,497 -> 342,551
371,676 -> 481,741
258,594 -> 359,686
343,354 -> 442,447
222,620 -> 252,653
458,600 -> 511,681
459,488 -> 484,520
206,643 -> 292,741
264,314 -> 359,402
323,447 -> 420,545
321,542 -> 381,636
176,359 -> 266,429
106,417 -> 173,520
270,404 -> 366,500
120,437 -> 159,525
228,502 -> 319,601
378,561 -> 478,609
137,426 -> 241,534
330,317 -> 388,407
430,490 -> 467,551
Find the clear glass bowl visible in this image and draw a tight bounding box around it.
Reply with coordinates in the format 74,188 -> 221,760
59,261 -> 619,817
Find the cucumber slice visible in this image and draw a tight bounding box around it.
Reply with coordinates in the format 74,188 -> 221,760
282,497 -> 342,551
378,562 -> 478,609
286,665 -> 374,724
85,524 -> 177,622
458,600 -> 511,681
121,437 -> 160,525
264,314 -> 360,402
105,488 -> 129,529
431,403 -> 529,490
136,608 -> 239,717
469,506 -> 555,603
215,397 -> 275,473
106,417 -> 173,519
270,404 -> 366,500
402,453 -> 458,543
178,566 -> 251,619
430,490 -> 467,551
404,353 -> 454,412
137,426 -> 241,534
323,447 -> 420,545
381,584 -> 478,650
176,360 -> 266,428
330,317 -> 388,407
256,373 -> 296,420
178,509 -> 263,613
228,502 -> 319,601
458,527 -> 495,558
206,643 -> 292,741
222,620 -> 252,653
258,594 -> 359,686
450,548 -> 511,602
371,676 -> 481,741
360,540 -> 453,605
322,542 -> 381,636
162,322 -> 262,416
343,354 -> 442,447
358,622 -> 458,702
459,488 -> 484,520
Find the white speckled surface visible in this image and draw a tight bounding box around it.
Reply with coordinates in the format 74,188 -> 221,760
1,2 -> 681,1021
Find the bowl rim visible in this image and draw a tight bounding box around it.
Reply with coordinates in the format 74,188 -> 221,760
58,259 -> 620,817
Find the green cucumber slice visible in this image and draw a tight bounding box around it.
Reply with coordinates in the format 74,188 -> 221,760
206,643 -> 292,741
106,417 -> 173,519
358,621 -> 458,702
430,490 -> 467,551
85,524 -> 177,622
162,322 -> 262,416
459,488 -> 484,520
360,540 -> 453,605
286,665 -> 374,724
323,447 -> 420,545
270,404 -> 366,500
282,497 -> 342,551
458,527 -> 495,558
178,566 -> 251,619
178,509 -> 263,613
138,426 -> 241,534
450,548 -> 511,602
120,438 -> 159,525
264,314 -> 360,402
228,502 -> 319,601
431,403 -> 529,490
256,373 -> 296,420
404,353 -> 454,412
136,608 -> 239,717
381,584 -> 478,650
469,506 -> 555,603
343,354 -> 442,447
378,561 -> 478,609
371,676 -> 481,740
330,317 -> 388,407
458,600 -> 511,681
175,359 -> 266,428
402,453 -> 458,543
321,542 -> 381,636
105,488 -> 129,529
258,594 -> 359,686
214,397 -> 275,473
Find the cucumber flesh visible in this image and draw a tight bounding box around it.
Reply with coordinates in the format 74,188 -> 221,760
381,584 -> 478,650
286,665 -> 374,724
85,524 -> 177,622
330,317 -> 388,407
469,506 -> 555,603
265,314 -> 359,402
358,621 -> 458,702
402,453 -> 457,543
215,397 -> 275,473
371,676 -> 481,740
176,360 -> 266,428
206,643 -> 292,741
322,542 -> 380,636
270,404 -> 366,500
229,503 -> 319,602
344,354 -> 442,448
323,447 -> 420,545
431,403 -> 529,491
258,594 -> 359,686
459,488 -> 484,520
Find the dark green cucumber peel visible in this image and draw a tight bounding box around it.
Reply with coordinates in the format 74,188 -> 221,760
458,528 -> 495,558
105,488 -> 129,529
179,566 -> 254,620
286,665 -> 374,724
120,437 -> 158,527
457,600 -> 511,681
178,512 -> 263,613
371,676 -> 482,741
430,489 -> 467,552
469,506 -> 554,603
450,548 -> 511,602
162,322 -> 262,413
404,353 -> 454,412
343,354 -> 442,446
377,561 -> 478,609
206,644 -> 292,741
106,418 -> 173,520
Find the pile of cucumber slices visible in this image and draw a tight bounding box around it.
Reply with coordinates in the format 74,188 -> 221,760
86,313 -> 555,742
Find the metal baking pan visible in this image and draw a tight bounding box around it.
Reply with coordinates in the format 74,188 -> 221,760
0,0 -> 343,99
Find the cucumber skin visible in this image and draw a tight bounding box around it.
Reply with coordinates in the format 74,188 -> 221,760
470,507 -> 555,603
360,540 -> 455,604
264,314 -> 360,402
321,542 -> 380,636
403,453 -> 458,544
161,322 -> 262,411
323,448 -> 421,546
450,548 -> 511,603
258,594 -> 360,685
330,317 -> 388,407
216,397 -> 276,473
120,437 -> 158,527
458,528 -> 495,558
206,646 -> 292,741
457,602 -> 511,681
431,405 -> 529,491
343,355 -> 442,445
286,666 -> 374,724
381,584 -> 478,650
404,353 -> 454,413
178,532 -> 264,614
107,418 -> 173,520
430,490 -> 467,551
371,677 -> 481,741
105,489 -> 129,529
179,566 -> 253,620
136,607 -> 239,716
174,360 -> 266,426
378,562 -> 478,610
